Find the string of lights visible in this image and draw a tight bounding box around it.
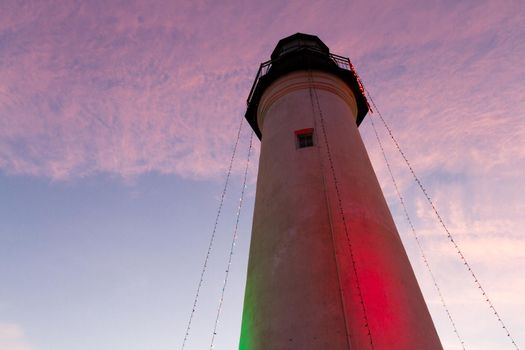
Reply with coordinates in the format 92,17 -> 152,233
180,117 -> 244,350
355,65 -> 520,350
209,131 -> 254,349
308,71 -> 375,349
369,115 -> 466,349
348,60 -> 372,114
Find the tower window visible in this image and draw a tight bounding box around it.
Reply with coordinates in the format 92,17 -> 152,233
295,128 -> 314,148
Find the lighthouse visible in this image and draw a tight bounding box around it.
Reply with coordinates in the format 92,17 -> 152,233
239,33 -> 443,349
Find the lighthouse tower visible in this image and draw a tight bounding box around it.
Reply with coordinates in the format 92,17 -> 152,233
239,33 -> 443,350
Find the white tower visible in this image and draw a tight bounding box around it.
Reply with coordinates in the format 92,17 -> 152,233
239,33 -> 442,350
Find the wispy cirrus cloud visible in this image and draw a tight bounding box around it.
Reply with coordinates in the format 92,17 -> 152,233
0,0 -> 523,182
0,0 -> 261,180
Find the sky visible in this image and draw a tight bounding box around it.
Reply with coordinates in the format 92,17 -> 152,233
0,0 -> 524,349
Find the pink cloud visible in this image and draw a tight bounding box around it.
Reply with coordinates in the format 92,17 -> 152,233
0,323 -> 34,350
0,0 -> 523,183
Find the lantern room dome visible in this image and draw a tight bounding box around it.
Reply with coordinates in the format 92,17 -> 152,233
245,33 -> 370,139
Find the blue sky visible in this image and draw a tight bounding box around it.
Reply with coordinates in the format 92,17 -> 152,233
0,0 -> 524,349
1,168 -> 255,350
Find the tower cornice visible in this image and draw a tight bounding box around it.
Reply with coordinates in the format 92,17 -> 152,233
257,71 -> 359,134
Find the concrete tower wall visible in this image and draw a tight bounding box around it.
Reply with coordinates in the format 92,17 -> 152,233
239,71 -> 443,350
